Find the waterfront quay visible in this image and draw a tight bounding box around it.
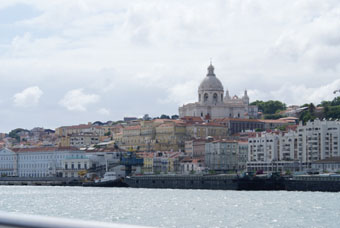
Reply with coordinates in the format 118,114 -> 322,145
123,174 -> 340,192
3,173 -> 340,192
0,177 -> 81,186
125,174 -> 238,190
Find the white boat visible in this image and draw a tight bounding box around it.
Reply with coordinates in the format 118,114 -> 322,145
95,172 -> 117,183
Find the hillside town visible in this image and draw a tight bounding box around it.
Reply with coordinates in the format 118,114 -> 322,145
1,64 -> 340,181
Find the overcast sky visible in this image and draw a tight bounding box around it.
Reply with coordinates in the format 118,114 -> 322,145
1,0 -> 340,132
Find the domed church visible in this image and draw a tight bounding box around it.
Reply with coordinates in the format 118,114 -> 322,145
179,63 -> 258,119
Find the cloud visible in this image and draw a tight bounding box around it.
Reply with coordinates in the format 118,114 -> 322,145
2,0 -> 340,132
248,79 -> 340,105
158,81 -> 197,105
13,86 -> 43,107
97,108 -> 110,116
59,89 -> 99,111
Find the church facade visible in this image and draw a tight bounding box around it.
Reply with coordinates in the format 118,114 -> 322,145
179,64 -> 258,120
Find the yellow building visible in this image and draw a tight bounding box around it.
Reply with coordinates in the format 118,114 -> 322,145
58,136 -> 70,147
115,119 -> 226,152
186,123 -> 228,139
55,123 -> 104,137
155,122 -> 187,151
138,152 -> 154,174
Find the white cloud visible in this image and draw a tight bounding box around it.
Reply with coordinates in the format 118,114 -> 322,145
249,79 -> 340,105
3,0 -> 340,132
13,86 -> 43,107
97,108 -> 110,116
59,89 -> 99,111
158,81 -> 197,105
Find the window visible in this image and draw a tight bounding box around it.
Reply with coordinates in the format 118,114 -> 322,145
213,93 -> 218,103
204,93 -> 208,102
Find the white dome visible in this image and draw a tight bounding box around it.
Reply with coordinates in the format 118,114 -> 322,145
198,64 -> 224,92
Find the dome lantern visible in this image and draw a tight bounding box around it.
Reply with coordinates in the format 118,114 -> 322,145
198,63 -> 224,92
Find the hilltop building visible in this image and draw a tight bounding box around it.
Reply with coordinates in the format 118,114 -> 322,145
179,63 -> 258,119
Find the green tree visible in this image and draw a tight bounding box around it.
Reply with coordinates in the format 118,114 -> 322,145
331,97 -> 340,106
264,114 -> 284,120
308,103 -> 315,114
8,128 -> 26,142
325,106 -> 340,119
160,114 -> 170,119
250,100 -> 286,114
171,115 -> 179,119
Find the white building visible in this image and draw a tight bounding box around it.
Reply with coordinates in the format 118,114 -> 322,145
247,132 -> 302,172
180,158 -> 204,174
297,119 -> 340,162
237,142 -> 248,172
0,148 -> 17,177
62,154 -> 91,178
312,157 -> 340,173
248,133 -> 279,163
247,120 -> 340,172
179,63 -> 258,119
12,147 -> 86,178
279,131 -> 298,161
205,140 -> 240,172
69,134 -> 100,148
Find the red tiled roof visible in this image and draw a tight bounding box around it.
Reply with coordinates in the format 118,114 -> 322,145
157,123 -> 174,128
260,119 -> 288,124
181,116 -> 204,123
211,139 -> 238,143
84,148 -> 125,153
137,152 -> 154,158
59,124 -> 102,130
124,125 -> 141,130
313,157 -> 340,164
181,157 -> 204,163
213,118 -> 262,123
12,147 -> 81,153
187,122 -> 226,127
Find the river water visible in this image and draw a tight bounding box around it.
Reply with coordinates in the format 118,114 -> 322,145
0,186 -> 339,228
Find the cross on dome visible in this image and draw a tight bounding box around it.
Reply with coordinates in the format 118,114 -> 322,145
207,62 -> 215,76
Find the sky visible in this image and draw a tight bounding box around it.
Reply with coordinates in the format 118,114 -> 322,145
1,0 -> 340,133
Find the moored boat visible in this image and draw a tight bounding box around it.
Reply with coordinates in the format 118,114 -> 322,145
83,172 -> 128,187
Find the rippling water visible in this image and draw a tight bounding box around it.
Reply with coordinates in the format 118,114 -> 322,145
0,186 -> 339,227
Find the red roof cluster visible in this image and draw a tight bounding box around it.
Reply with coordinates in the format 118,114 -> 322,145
11,147 -> 81,153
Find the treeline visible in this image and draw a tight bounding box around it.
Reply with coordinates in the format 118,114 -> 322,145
300,97 -> 340,123
250,100 -> 286,119
251,96 -> 340,123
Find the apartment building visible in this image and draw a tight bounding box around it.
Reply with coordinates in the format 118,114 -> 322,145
247,120 -> 340,172
205,140 -> 246,172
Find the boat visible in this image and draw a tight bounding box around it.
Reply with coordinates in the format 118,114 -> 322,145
236,172 -> 285,191
83,172 -> 128,187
